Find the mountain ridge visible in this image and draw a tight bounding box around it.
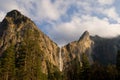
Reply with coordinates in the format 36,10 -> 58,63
62,30 -> 120,70
0,10 -> 60,75
0,10 -> 120,80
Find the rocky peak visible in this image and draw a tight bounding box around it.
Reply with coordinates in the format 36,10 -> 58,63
62,31 -> 94,71
6,10 -> 22,18
0,10 -> 59,74
6,10 -> 29,21
2,10 -> 29,27
77,31 -> 93,54
79,31 -> 90,41
78,31 -> 93,47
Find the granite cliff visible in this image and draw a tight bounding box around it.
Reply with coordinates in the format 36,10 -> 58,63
62,31 -> 94,70
0,10 -> 59,75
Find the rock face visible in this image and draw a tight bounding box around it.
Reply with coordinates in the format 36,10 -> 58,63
91,36 -> 120,65
0,10 -> 59,74
62,31 -> 94,70
62,31 -> 120,71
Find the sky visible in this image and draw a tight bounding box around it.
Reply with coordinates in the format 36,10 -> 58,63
0,0 -> 120,46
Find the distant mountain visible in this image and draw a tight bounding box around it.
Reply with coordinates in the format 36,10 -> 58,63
91,35 -> 120,65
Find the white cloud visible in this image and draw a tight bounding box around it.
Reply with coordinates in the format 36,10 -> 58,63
36,0 -> 60,20
42,0 -> 59,19
0,0 -> 120,46
0,0 -> 19,11
97,0 -> 115,5
0,0 -> 21,21
0,0 -> 33,21
0,11 -> 5,21
49,15 -> 120,46
0,0 -> 63,21
101,7 -> 120,22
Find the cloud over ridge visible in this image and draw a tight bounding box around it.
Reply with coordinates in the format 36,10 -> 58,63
0,0 -> 120,46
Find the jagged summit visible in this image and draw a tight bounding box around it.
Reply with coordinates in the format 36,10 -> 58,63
2,10 -> 29,26
79,31 -> 90,41
6,10 -> 22,18
0,10 -> 35,37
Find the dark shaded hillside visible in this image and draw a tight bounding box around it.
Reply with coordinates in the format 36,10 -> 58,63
91,36 -> 120,65
62,32 -> 120,80
62,31 -> 120,69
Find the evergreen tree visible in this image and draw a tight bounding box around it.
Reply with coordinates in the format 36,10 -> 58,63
80,53 -> 90,80
116,50 -> 120,79
116,50 -> 120,71
0,46 -> 15,80
15,29 -> 48,80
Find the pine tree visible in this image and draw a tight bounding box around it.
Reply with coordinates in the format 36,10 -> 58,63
15,29 -> 47,80
81,53 -> 90,80
116,50 -> 120,71
0,46 -> 15,80
116,50 -> 120,79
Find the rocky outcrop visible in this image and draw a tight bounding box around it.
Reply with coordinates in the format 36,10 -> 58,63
62,31 -> 94,70
0,10 -> 59,74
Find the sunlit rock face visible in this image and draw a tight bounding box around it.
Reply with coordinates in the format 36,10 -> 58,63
62,31 -> 94,71
0,10 -> 59,74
